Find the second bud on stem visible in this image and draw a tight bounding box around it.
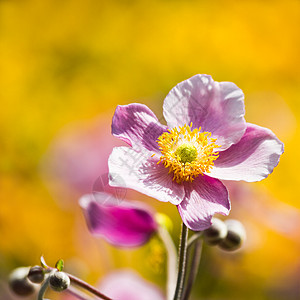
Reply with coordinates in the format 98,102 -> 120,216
49,271 -> 70,292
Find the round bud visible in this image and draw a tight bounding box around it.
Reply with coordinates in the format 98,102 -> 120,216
49,271 -> 70,292
203,218 -> 228,245
219,219 -> 246,251
28,265 -> 45,284
9,267 -> 36,296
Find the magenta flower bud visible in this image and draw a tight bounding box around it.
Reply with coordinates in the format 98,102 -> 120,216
28,265 -> 44,284
9,267 -> 37,296
49,271 -> 70,292
80,193 -> 158,247
203,218 -> 227,245
219,219 -> 246,251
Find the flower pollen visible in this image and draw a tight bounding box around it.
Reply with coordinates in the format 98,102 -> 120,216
157,123 -> 220,184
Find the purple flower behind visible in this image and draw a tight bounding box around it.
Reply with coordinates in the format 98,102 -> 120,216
108,74 -> 284,231
98,270 -> 164,300
79,193 -> 157,247
41,115 -> 124,205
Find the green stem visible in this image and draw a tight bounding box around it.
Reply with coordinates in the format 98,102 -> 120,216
183,239 -> 203,300
37,270 -> 55,300
158,226 -> 177,300
173,223 -> 189,300
187,232 -> 203,249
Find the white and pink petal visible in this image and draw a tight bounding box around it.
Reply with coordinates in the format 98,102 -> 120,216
112,103 -> 167,152
177,175 -> 230,231
208,123 -> 284,182
108,146 -> 185,205
163,74 -> 246,150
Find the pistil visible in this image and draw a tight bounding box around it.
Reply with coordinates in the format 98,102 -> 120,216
157,124 -> 220,184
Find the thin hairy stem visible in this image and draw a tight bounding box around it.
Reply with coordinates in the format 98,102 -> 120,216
173,223 -> 189,300
187,232 -> 203,249
66,286 -> 92,300
158,226 -> 178,300
183,239 -> 203,300
37,270 -> 55,300
66,273 -> 112,300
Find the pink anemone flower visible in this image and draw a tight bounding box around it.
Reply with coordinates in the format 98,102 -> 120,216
108,74 -> 284,231
79,193 -> 158,247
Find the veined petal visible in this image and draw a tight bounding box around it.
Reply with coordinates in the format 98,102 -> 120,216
108,147 -> 185,205
177,175 -> 230,231
112,103 -> 167,152
163,74 -> 246,150
79,194 -> 157,247
208,123 -> 284,182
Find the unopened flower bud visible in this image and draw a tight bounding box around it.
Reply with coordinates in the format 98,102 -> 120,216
28,265 -> 45,284
9,267 -> 36,296
155,213 -> 173,232
203,218 -> 228,245
219,219 -> 246,251
49,271 -> 70,292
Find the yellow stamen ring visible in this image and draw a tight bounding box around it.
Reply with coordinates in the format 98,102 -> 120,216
157,123 -> 220,184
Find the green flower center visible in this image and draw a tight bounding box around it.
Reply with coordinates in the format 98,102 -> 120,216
175,143 -> 198,164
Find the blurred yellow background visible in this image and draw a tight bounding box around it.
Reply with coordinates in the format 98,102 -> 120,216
0,0 -> 299,299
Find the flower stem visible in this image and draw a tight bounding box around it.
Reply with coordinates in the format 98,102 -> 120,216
183,239 -> 203,300
173,223 -> 189,300
37,270 -> 55,300
187,232 -> 203,249
66,286 -> 91,300
66,273 -> 112,300
158,226 -> 177,300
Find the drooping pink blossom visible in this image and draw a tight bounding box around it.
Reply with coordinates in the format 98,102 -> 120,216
108,74 -> 284,230
79,193 -> 157,247
98,270 -> 164,300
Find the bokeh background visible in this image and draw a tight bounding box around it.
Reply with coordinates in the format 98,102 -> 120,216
1,0 -> 299,299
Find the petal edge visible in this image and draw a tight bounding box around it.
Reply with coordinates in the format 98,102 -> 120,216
177,175 -> 230,231
209,123 -> 284,182
112,103 -> 167,152
108,147 -> 185,205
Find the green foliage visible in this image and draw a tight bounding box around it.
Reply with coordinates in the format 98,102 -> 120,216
55,259 -> 64,272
